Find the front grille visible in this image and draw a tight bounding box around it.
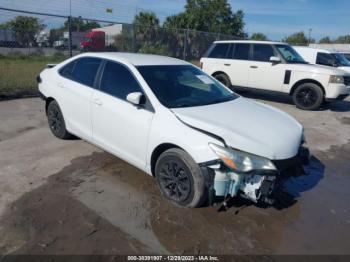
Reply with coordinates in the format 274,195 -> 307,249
272,147 -> 309,178
344,76 -> 350,86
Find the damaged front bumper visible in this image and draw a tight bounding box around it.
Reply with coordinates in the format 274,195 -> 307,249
201,146 -> 311,205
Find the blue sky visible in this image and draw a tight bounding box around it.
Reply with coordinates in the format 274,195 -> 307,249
0,0 -> 349,40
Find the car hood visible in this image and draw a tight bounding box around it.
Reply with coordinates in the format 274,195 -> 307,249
290,63 -> 349,75
172,97 -> 303,160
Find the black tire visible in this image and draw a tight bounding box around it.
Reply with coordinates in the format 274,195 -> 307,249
47,100 -> 72,139
155,148 -> 206,208
214,73 -> 232,89
292,83 -> 324,110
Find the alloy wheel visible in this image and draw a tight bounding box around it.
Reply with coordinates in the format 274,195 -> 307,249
48,105 -> 63,134
296,87 -> 317,107
158,159 -> 192,203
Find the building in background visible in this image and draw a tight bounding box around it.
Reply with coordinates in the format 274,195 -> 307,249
0,29 -> 17,47
309,44 -> 350,53
92,24 -> 123,46
36,29 -> 50,47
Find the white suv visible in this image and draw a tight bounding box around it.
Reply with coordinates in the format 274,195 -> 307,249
200,40 -> 350,110
293,46 -> 350,73
38,53 -> 309,208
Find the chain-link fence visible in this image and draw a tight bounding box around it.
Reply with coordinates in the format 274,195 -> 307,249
0,7 -> 240,61
0,7 -> 241,97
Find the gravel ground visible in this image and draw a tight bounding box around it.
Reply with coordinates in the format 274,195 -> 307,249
0,95 -> 349,256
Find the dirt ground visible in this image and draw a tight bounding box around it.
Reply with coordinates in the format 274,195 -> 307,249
0,94 -> 350,256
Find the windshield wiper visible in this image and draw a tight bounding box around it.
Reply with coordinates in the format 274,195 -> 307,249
171,103 -> 195,108
200,97 -> 234,106
288,61 -> 308,64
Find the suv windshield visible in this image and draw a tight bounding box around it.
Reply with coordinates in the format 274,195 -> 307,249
276,44 -> 307,64
332,53 -> 350,67
137,65 -> 237,108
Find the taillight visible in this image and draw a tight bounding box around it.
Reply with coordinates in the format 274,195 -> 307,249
36,75 -> 42,83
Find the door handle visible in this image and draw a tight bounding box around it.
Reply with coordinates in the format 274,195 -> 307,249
92,98 -> 103,106
57,82 -> 65,88
250,65 -> 258,69
224,63 -> 231,66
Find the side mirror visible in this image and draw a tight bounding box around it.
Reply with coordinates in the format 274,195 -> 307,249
270,56 -> 281,63
126,92 -> 143,106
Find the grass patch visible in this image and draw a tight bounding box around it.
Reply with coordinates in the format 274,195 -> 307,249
0,55 -> 200,98
0,54 -> 67,98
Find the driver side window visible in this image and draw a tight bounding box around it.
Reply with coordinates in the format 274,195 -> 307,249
100,61 -> 142,100
252,44 -> 276,62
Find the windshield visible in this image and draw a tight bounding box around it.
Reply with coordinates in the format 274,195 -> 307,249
276,44 -> 307,64
332,53 -> 350,67
342,53 -> 350,61
137,65 -> 237,108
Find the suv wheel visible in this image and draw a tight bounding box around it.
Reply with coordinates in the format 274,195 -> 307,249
47,100 -> 72,139
155,148 -> 206,208
214,73 -> 232,89
292,83 -> 324,110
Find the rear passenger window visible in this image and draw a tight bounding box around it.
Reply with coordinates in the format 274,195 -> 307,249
233,44 -> 250,60
100,61 -> 142,100
252,44 -> 276,62
70,57 -> 101,87
316,53 -> 336,67
208,44 -> 230,58
59,61 -> 76,78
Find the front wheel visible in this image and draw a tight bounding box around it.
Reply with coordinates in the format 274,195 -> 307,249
155,148 -> 206,208
292,83 -> 324,110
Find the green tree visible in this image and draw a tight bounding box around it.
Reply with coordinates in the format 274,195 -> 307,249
250,32 -> 268,41
163,13 -> 188,29
63,17 -> 100,32
133,11 -> 159,27
1,16 -> 45,47
84,21 -> 100,31
49,28 -> 64,46
282,31 -> 309,45
132,12 -> 169,55
334,35 -> 350,44
0,23 -> 9,29
133,11 -> 160,43
162,0 -> 246,60
163,0 -> 246,37
319,36 -> 332,44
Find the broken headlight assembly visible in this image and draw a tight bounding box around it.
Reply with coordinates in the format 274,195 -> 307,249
208,143 -> 277,173
208,143 -> 278,203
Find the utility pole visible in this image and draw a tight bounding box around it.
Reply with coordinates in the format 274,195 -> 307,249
68,0 -> 72,57
308,28 -> 312,46
183,28 -> 189,60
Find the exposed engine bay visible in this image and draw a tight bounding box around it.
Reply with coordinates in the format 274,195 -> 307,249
212,169 -> 277,203
201,146 -> 310,205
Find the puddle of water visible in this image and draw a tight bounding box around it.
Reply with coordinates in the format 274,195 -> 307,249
71,166 -> 169,254
1,141 -> 350,255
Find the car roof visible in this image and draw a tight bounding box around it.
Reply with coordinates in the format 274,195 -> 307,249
76,52 -> 189,66
214,40 -> 286,45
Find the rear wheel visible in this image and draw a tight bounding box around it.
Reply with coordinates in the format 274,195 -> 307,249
214,73 -> 232,89
155,148 -> 206,208
292,83 -> 324,110
47,100 -> 72,139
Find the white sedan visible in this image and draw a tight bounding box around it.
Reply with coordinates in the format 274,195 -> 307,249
38,53 -> 309,208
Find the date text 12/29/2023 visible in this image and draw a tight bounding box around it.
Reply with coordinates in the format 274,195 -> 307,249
127,256 -> 219,261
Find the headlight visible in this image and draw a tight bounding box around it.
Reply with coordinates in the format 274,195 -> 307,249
209,143 -> 276,173
329,75 -> 344,84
